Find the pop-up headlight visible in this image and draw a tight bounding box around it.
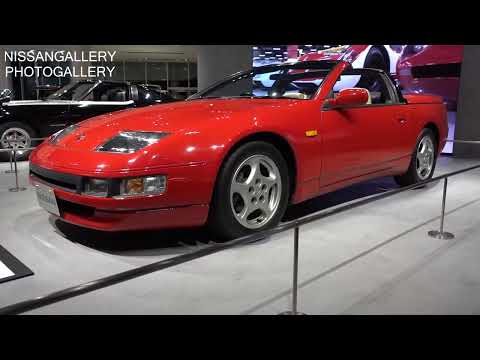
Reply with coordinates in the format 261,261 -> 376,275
96,131 -> 170,154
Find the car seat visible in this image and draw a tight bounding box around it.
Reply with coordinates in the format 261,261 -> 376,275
109,89 -> 126,102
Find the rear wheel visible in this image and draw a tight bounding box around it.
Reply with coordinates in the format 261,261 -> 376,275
0,122 -> 37,161
394,128 -> 437,186
209,141 -> 290,240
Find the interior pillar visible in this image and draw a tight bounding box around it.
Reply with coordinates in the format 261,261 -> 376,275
453,46 -> 480,157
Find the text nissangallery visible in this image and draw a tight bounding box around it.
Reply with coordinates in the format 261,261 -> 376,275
3,50 -> 117,78
4,50 -> 117,63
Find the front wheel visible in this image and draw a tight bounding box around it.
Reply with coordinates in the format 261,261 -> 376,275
394,128 -> 437,186
0,122 -> 37,161
209,141 -> 290,240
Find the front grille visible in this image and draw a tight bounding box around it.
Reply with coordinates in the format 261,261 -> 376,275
57,198 -> 95,217
30,164 -> 83,193
31,171 -> 77,191
411,63 -> 462,79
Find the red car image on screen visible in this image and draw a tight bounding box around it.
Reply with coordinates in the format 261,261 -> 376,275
296,45 -> 402,74
255,45 -> 403,89
397,45 -> 464,111
29,61 -> 448,240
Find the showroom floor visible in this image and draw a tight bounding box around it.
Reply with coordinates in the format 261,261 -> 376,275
0,155 -> 480,314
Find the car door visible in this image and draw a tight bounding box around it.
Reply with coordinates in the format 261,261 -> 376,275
319,69 -> 414,187
67,82 -> 135,124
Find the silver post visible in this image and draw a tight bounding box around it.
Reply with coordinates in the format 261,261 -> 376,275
428,178 -> 454,239
279,226 -> 305,315
5,145 -> 14,174
9,147 -> 26,192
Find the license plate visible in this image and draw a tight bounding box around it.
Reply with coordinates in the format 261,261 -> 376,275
35,182 -> 60,216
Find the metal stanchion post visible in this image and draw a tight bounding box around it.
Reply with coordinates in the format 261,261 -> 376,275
8,147 -> 26,192
428,178 -> 454,240
279,226 -> 305,315
5,148 -> 14,174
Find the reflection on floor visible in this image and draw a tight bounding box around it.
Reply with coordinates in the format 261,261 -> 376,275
0,155 -> 479,314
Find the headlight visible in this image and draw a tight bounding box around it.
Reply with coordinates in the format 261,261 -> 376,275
50,125 -> 79,145
96,131 -> 170,154
84,178 -> 109,197
117,176 -> 167,197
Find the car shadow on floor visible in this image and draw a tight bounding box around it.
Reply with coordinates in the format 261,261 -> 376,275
53,176 -> 433,255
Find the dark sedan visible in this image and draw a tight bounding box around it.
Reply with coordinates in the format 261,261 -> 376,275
0,80 -> 178,160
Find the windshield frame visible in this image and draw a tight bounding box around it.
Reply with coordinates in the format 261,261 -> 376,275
188,60 -> 341,101
47,81 -> 97,101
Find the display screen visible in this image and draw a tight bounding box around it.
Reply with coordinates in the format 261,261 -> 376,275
253,45 -> 464,154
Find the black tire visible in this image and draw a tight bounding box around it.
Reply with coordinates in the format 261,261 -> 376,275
0,122 -> 37,161
208,141 -> 290,241
364,46 -> 388,72
394,128 -> 438,187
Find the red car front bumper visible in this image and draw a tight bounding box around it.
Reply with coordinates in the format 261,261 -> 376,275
29,161 -> 215,232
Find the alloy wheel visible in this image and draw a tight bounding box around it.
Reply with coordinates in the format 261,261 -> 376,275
230,154 -> 282,229
0,128 -> 31,150
416,136 -> 435,180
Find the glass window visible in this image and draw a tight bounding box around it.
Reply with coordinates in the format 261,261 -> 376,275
47,81 -> 94,101
190,65 -> 332,100
83,83 -> 129,102
332,69 -> 394,105
169,62 -> 188,88
188,62 -> 197,88
146,62 -> 167,90
125,62 -> 146,83
108,61 -> 125,81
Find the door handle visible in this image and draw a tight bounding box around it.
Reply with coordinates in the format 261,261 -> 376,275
396,117 -> 407,124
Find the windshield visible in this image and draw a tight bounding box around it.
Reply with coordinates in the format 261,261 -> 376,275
189,63 -> 337,101
47,82 -> 95,101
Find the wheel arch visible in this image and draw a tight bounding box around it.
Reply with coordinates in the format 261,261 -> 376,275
370,45 -> 390,72
424,121 -> 441,151
215,131 -> 298,203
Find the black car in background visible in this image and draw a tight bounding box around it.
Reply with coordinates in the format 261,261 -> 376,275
0,80 -> 178,160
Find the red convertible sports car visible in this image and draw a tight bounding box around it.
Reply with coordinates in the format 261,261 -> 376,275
29,60 -> 448,240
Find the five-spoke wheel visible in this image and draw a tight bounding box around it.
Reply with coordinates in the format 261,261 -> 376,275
0,122 -> 37,161
209,141 -> 290,240
416,136 -> 435,180
395,128 -> 437,186
230,154 -> 282,229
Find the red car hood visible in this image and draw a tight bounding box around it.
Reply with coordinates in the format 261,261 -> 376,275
57,99 -> 288,151
31,98 -> 299,174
